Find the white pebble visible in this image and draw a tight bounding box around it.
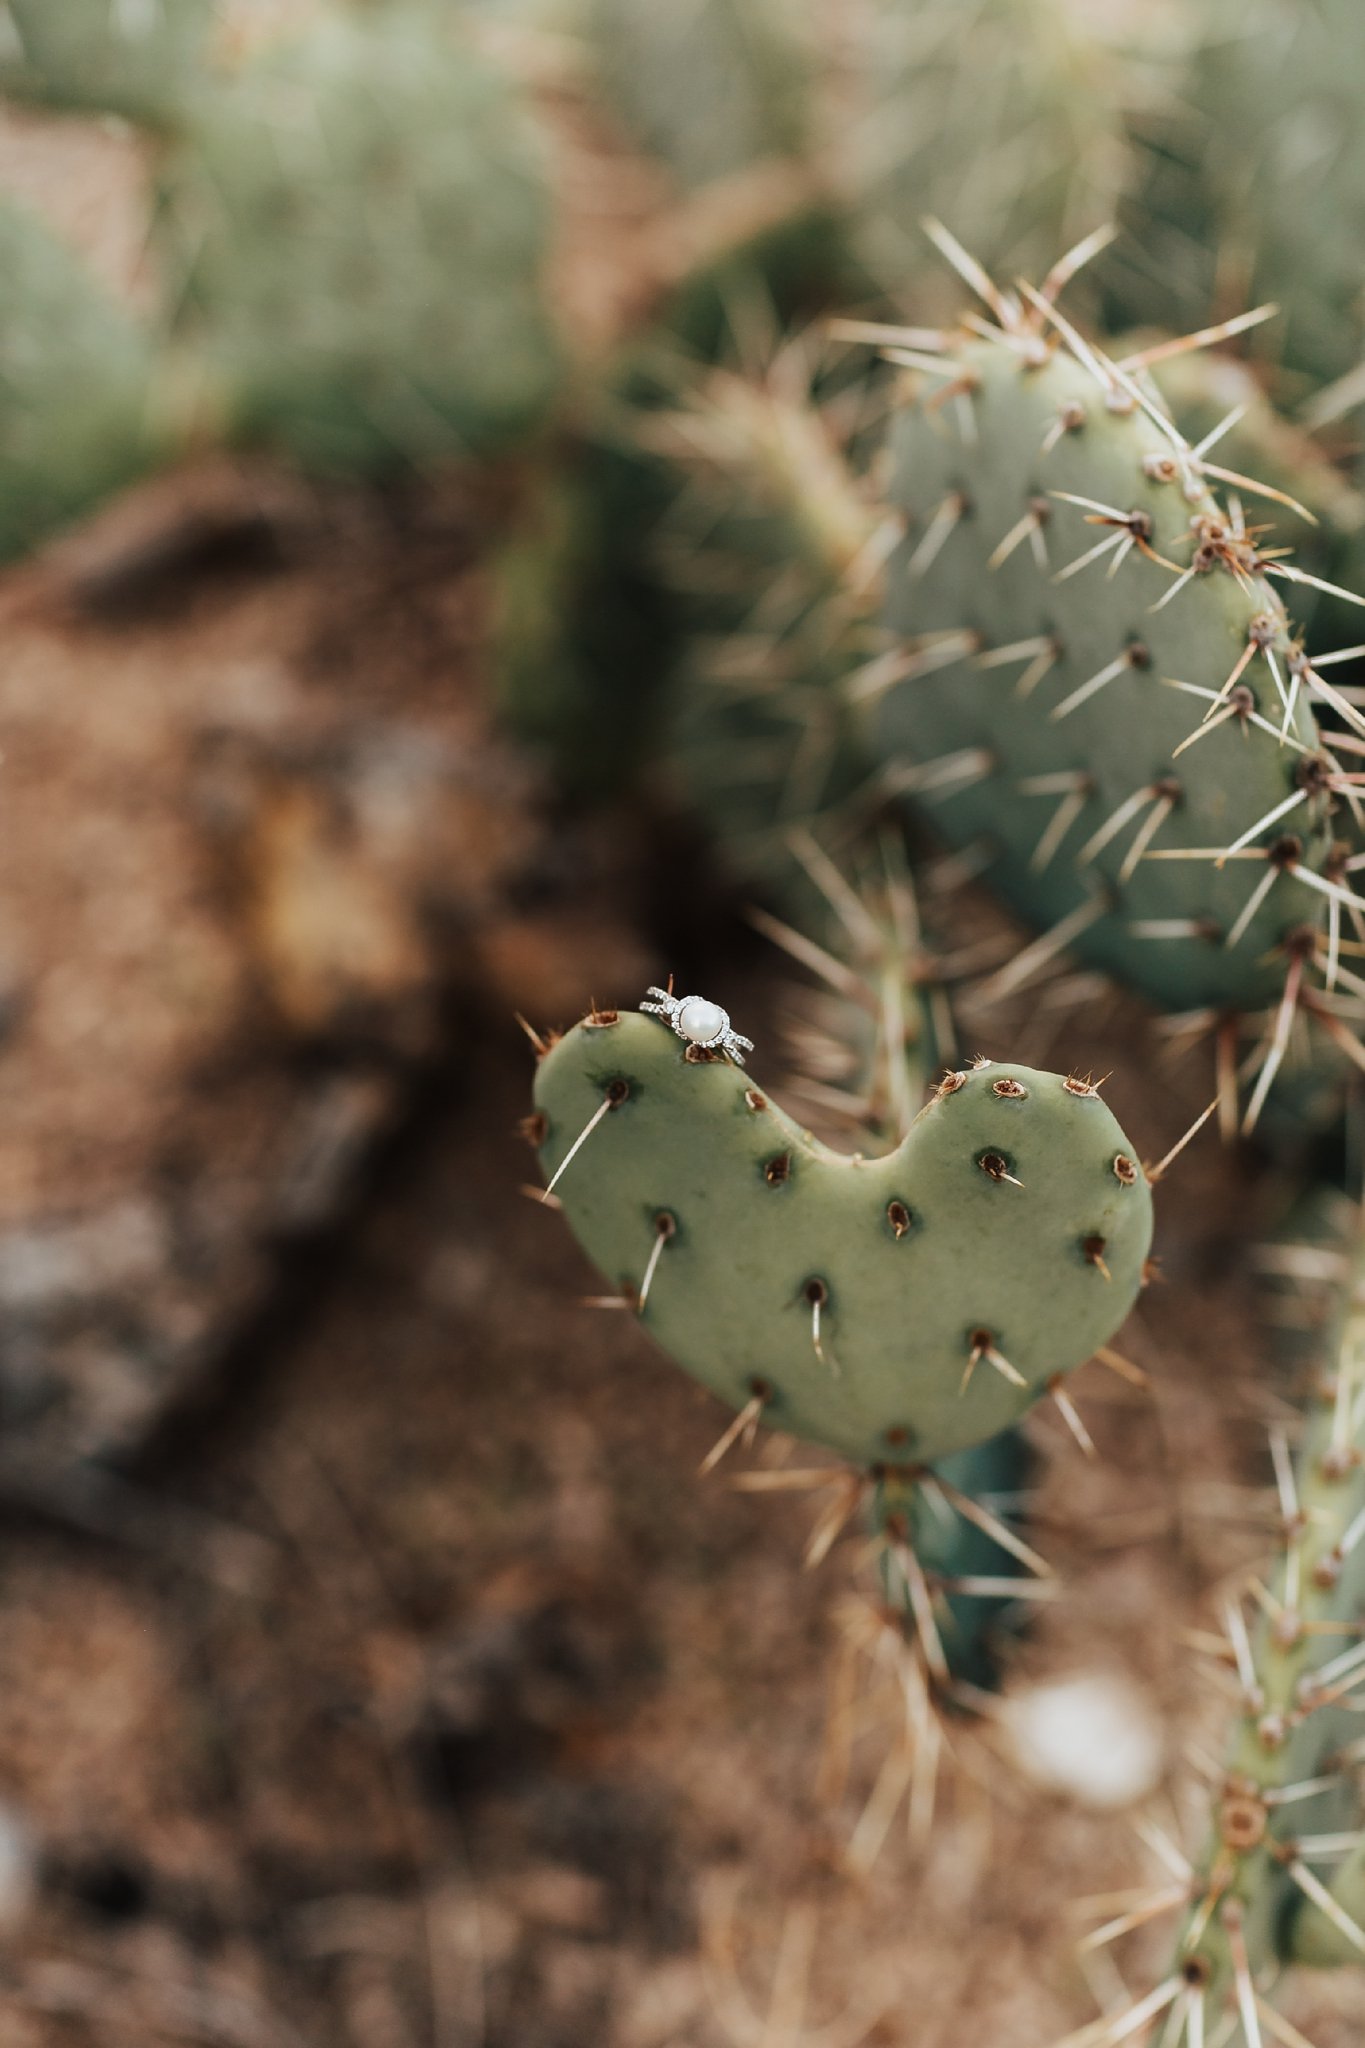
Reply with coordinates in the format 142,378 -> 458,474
1000,1671 -> 1163,1810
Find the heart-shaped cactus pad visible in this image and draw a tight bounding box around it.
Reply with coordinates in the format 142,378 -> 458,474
532,1011 -> 1153,1467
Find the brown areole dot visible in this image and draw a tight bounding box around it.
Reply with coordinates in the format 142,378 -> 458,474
744,1089 -> 768,1112
992,1077 -> 1028,1100
886,1200 -> 912,1238
1112,1154 -> 1138,1185
763,1153 -> 791,1186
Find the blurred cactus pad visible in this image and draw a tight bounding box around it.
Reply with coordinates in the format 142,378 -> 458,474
0,0 -> 216,122
149,4 -> 562,473
0,200 -> 160,563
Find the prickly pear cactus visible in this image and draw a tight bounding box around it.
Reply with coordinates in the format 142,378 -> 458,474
0,0 -> 215,124
870,248 -> 1354,1028
844,0 -> 1151,307
0,201 -> 158,563
1145,342 -> 1365,559
647,342 -> 883,885
1123,0 -> 1365,391
150,7 -> 561,473
531,1009 -> 1152,1468
584,0 -> 813,193
1084,1196 -> 1365,2042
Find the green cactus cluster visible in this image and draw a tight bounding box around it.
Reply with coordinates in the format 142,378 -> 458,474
0,200 -> 161,562
0,0 -> 563,562
0,0 -> 216,124
1120,0 -> 1365,395
585,0 -> 813,195
150,7 -> 561,474
873,283 -> 1338,1018
644,340 -> 883,886
1060,1194 -> 1365,2044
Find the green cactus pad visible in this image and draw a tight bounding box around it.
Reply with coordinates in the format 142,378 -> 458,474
649,348 -> 882,885
0,201 -> 157,563
150,8 -> 561,474
584,0 -> 813,193
1123,0 -> 1365,391
872,305 -> 1342,1015
0,0 -> 215,124
533,1011 -> 1152,1469
846,0 -> 1136,302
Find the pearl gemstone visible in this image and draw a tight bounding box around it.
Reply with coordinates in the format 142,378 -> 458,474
677,996 -> 727,1045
